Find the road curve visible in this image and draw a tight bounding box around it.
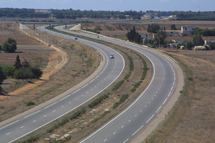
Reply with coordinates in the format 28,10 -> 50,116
0,26 -> 125,143
55,26 -> 176,143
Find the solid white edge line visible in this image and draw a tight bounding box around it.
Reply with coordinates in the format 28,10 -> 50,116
0,120 -> 19,131
132,125 -> 144,136
123,138 -> 129,143
156,106 -> 162,113
146,114 -> 155,123
163,98 -> 168,105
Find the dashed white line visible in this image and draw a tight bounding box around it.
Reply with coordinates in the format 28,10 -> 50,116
69,101 -> 71,104
113,132 -> 116,134
86,92 -> 88,94
128,120 -> 131,122
44,115 -> 46,117
33,120 -> 36,123
61,106 -> 64,108
81,95 -> 83,97
20,126 -> 24,129
140,110 -> 142,112
135,115 -> 137,117
6,132 -> 10,135
91,88 -> 93,90
75,98 -> 78,100
53,110 -> 56,113
121,125 -> 124,128
145,106 -> 147,108
152,98 -> 153,100
104,139 -> 107,142
148,102 -> 150,104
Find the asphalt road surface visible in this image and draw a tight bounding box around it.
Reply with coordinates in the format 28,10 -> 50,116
54,26 -> 176,143
0,26 -> 125,143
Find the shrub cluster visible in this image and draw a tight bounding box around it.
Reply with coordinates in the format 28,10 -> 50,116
70,108 -> 86,120
124,71 -> 131,80
18,136 -> 39,143
131,81 -> 142,92
113,94 -> 129,109
88,94 -> 109,108
26,101 -> 35,106
47,118 -> 69,133
2,55 -> 43,79
84,28 -> 100,34
112,80 -> 125,91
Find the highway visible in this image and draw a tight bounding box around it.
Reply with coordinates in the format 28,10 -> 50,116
0,26 -> 125,143
54,26 -> 176,143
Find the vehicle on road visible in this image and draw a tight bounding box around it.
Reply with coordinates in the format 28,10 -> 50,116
110,55 -> 114,59
75,37 -> 78,40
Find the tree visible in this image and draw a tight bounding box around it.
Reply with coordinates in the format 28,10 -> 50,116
2,38 -> 17,53
147,23 -> 160,33
126,26 -> 142,44
14,55 -> 22,69
193,34 -> 204,46
30,67 -> 43,79
0,67 -> 6,94
170,24 -> 177,30
154,30 -> 167,46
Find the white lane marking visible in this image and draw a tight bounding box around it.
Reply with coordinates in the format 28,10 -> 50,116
156,106 -> 162,113
123,138 -> 129,143
145,106 -> 147,108
33,120 -> 36,123
61,106 -> 64,108
81,95 -> 83,97
44,115 -> 46,117
104,139 -> 107,142
0,120 -> 19,131
128,120 -> 131,122
121,125 -> 124,128
6,132 -> 10,135
132,125 -> 144,136
90,79 -> 95,83
152,98 -> 153,100
163,98 -> 168,105
20,126 -> 24,129
140,110 -> 142,112
82,83 -> 88,89
135,115 -> 137,117
91,88 -> 93,90
113,132 -> 116,134
69,101 -> 71,104
154,94 -> 156,97
44,102 -> 57,109
86,92 -> 88,94
95,86 -> 97,88
60,96 -> 68,101
24,110 -> 41,119
53,110 -> 56,113
148,102 -> 150,104
146,114 -> 155,123
75,98 -> 78,100
73,89 -> 80,94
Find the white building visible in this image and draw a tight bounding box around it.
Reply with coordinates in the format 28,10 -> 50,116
181,27 -> 197,35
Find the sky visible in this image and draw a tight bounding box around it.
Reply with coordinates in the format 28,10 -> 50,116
0,0 -> 214,12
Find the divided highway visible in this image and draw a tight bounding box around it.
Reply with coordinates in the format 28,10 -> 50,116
54,26 -> 176,143
0,26 -> 125,143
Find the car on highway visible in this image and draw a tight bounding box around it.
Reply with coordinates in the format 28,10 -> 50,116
75,37 -> 78,40
110,55 -> 114,59
97,36 -> 99,38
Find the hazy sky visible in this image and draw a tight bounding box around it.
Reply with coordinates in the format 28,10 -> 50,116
0,0 -> 214,11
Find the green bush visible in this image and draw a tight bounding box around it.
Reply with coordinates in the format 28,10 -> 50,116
47,118 -> 69,133
30,67 -> 43,79
88,94 -> 109,108
124,71 -> 131,80
70,108 -> 86,120
13,68 -> 33,79
2,65 -> 15,76
112,80 -> 125,91
113,94 -> 129,109
18,136 -> 39,143
26,101 -> 35,106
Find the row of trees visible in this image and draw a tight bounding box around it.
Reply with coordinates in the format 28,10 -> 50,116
193,28 -> 215,36
126,26 -> 142,44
